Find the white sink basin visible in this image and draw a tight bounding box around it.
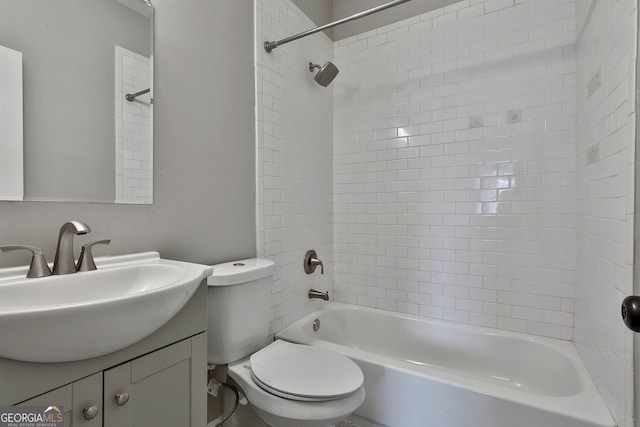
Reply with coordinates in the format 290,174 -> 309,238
0,252 -> 213,363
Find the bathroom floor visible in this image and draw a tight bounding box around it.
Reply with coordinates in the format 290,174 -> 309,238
223,407 -> 362,427
221,402 -> 362,427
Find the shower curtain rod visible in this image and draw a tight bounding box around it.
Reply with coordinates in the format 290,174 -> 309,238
264,0 -> 413,53
125,88 -> 150,102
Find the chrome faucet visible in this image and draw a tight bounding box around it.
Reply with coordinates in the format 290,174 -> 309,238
53,221 -> 91,275
309,289 -> 329,301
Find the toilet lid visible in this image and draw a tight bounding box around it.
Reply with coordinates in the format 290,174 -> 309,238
249,340 -> 363,402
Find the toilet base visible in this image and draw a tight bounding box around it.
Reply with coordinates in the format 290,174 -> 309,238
220,389 -> 269,427
252,405 -> 340,427
221,381 -> 346,427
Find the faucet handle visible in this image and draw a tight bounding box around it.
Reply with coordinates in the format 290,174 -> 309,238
77,240 -> 111,272
304,250 -> 324,274
0,245 -> 52,278
311,258 -> 324,274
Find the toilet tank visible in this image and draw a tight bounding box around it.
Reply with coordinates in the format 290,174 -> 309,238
206,258 -> 275,365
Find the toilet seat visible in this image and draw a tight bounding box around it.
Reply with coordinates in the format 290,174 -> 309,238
228,354 -> 366,427
249,340 -> 363,402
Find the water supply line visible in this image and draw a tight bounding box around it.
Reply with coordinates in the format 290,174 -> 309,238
207,366 -> 240,427
207,382 -> 239,427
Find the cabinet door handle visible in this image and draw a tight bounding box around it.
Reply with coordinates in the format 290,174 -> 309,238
115,392 -> 130,406
82,405 -> 99,420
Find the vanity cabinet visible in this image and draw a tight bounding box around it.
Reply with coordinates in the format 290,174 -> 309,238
18,334 -> 206,427
103,334 -> 206,427
19,373 -> 102,427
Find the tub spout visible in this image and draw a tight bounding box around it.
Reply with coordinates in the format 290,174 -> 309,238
309,289 -> 329,301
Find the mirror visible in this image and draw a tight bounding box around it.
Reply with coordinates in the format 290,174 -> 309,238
0,0 -> 153,204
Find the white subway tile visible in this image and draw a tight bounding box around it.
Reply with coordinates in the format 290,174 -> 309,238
265,1 -> 630,425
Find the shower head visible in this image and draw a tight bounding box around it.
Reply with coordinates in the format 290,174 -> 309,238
309,62 -> 339,87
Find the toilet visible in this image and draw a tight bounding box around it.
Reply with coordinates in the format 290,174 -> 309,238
206,258 -> 365,427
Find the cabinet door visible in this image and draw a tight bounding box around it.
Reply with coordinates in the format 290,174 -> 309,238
19,373 -> 102,427
104,333 -> 206,427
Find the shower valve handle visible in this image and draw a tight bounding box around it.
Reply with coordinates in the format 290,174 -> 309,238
304,250 -> 324,274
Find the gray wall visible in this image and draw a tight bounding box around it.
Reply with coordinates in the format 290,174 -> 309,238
291,0 -> 462,41
290,0 -> 333,38
0,0 -> 150,202
332,0 -> 461,40
0,0 -> 256,267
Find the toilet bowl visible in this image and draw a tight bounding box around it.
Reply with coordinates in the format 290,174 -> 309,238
207,259 -> 365,427
228,340 -> 365,427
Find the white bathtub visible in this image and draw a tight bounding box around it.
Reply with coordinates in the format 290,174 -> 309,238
276,303 -> 615,427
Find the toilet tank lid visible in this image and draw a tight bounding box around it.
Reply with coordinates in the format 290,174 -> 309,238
207,258 -> 275,286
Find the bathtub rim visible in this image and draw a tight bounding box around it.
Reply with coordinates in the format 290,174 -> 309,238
276,302 -> 616,427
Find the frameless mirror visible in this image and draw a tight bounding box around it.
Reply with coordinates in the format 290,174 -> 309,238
0,0 -> 153,204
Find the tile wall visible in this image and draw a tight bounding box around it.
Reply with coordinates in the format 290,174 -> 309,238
115,46 -> 153,204
333,0 -> 578,340
256,0 -> 335,334
256,1 -> 637,424
574,0 -> 637,425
